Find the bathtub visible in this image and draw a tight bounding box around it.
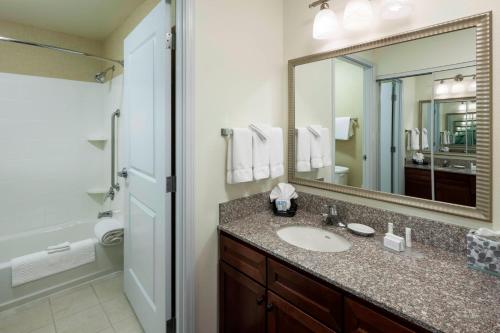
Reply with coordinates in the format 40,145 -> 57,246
0,219 -> 123,311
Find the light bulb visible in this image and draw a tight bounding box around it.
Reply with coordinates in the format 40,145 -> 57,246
381,0 -> 413,20
343,0 -> 373,31
435,80 -> 449,96
313,3 -> 338,39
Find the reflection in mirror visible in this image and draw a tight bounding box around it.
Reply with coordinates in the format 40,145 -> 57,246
293,27 -> 478,208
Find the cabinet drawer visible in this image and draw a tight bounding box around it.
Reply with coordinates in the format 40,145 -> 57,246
267,291 -> 336,333
268,259 -> 343,331
220,233 -> 266,285
344,297 -> 418,333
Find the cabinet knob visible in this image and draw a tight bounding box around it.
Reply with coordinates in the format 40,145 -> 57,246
266,303 -> 273,311
256,296 -> 264,305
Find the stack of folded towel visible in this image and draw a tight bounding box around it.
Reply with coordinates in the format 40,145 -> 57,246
227,124 -> 284,184
296,125 -> 332,172
94,218 -> 124,246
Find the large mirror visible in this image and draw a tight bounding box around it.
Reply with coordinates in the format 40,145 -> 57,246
289,13 -> 492,221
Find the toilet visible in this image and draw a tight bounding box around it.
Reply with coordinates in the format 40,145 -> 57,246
334,165 -> 350,185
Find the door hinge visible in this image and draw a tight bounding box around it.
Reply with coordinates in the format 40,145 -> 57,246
391,146 -> 396,153
166,32 -> 175,50
166,317 -> 176,333
166,176 -> 176,193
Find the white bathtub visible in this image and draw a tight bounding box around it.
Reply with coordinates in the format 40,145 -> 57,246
0,219 -> 123,311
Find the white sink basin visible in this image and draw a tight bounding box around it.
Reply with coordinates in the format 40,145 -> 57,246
277,226 -> 351,252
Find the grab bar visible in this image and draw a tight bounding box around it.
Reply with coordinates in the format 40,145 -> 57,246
105,109 -> 120,201
111,109 -> 120,192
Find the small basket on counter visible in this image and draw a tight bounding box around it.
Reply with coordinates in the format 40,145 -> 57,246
270,199 -> 298,218
467,230 -> 500,277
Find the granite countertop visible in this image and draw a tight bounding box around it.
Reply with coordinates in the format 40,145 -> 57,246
405,163 -> 476,176
218,210 -> 500,333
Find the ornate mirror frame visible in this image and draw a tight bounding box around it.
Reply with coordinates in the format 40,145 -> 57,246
288,13 -> 492,221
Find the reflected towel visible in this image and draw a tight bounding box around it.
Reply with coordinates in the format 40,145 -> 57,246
335,117 -> 353,140
11,239 -> 95,287
410,128 -> 420,150
308,125 -> 323,168
422,128 -> 429,150
321,128 -> 332,167
296,128 -> 311,172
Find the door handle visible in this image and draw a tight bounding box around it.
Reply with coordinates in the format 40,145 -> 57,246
256,296 -> 264,305
266,303 -> 273,312
117,168 -> 128,178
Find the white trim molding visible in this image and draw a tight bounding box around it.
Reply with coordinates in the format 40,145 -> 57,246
175,0 -> 195,332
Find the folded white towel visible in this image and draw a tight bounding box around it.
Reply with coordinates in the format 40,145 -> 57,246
335,117 -> 353,140
308,125 -> 323,169
250,124 -> 271,180
296,128 -> 311,172
270,183 -> 298,210
406,131 -> 411,151
321,127 -> 332,167
422,128 -> 429,150
411,128 -> 420,150
249,123 -> 270,142
11,239 -> 95,287
94,218 -> 124,246
270,127 -> 284,179
227,128 -> 253,184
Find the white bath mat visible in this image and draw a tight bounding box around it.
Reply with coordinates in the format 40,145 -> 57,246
11,239 -> 95,287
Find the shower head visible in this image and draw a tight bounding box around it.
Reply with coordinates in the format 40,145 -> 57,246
95,65 -> 115,83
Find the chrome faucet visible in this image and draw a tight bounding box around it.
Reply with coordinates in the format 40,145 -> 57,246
98,210 -> 113,219
321,204 -> 345,227
104,186 -> 115,201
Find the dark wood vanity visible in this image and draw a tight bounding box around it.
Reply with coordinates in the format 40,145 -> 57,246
219,232 -> 430,333
405,167 -> 476,206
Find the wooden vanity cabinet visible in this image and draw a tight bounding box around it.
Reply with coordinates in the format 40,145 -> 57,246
219,232 -> 429,333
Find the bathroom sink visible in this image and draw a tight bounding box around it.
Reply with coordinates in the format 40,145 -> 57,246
276,226 -> 351,252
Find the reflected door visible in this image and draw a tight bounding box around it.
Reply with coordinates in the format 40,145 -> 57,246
123,2 -> 172,332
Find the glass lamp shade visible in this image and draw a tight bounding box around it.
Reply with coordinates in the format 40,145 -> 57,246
343,0 -> 373,31
313,7 -> 338,39
435,81 -> 449,96
381,0 -> 413,20
451,81 -> 466,94
467,79 -> 477,93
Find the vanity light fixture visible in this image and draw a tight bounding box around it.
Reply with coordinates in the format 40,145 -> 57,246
310,0 -> 339,40
380,0 -> 413,20
468,75 -> 477,93
435,80 -> 449,96
343,0 -> 374,31
459,102 -> 467,112
451,74 -> 466,94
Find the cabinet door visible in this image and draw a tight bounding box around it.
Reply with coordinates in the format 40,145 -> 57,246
344,297 -> 417,333
219,262 -> 266,333
434,171 -> 476,206
267,292 -> 336,333
404,167 -> 432,199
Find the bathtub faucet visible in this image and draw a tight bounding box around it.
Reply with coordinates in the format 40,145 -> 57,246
98,210 -> 113,219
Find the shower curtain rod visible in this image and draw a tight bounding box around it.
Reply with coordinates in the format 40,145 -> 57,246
0,36 -> 124,67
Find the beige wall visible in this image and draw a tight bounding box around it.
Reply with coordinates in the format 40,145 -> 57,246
334,58 -> 364,187
194,0 -> 285,332
102,0 -> 161,77
0,20 -> 103,82
284,0 -> 499,231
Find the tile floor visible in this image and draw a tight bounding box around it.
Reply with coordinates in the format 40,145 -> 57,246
0,272 -> 143,333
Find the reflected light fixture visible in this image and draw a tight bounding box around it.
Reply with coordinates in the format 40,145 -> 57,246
381,0 -> 413,20
451,75 -> 466,94
468,75 -> 477,93
310,0 -> 338,40
458,102 -> 467,112
343,0 -> 374,31
435,80 -> 449,96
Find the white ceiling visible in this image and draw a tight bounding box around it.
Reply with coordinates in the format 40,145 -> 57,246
0,0 -> 146,40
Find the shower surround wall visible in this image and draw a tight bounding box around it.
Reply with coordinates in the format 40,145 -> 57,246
0,72 -> 123,237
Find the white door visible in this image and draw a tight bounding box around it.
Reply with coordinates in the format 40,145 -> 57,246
123,2 -> 172,333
